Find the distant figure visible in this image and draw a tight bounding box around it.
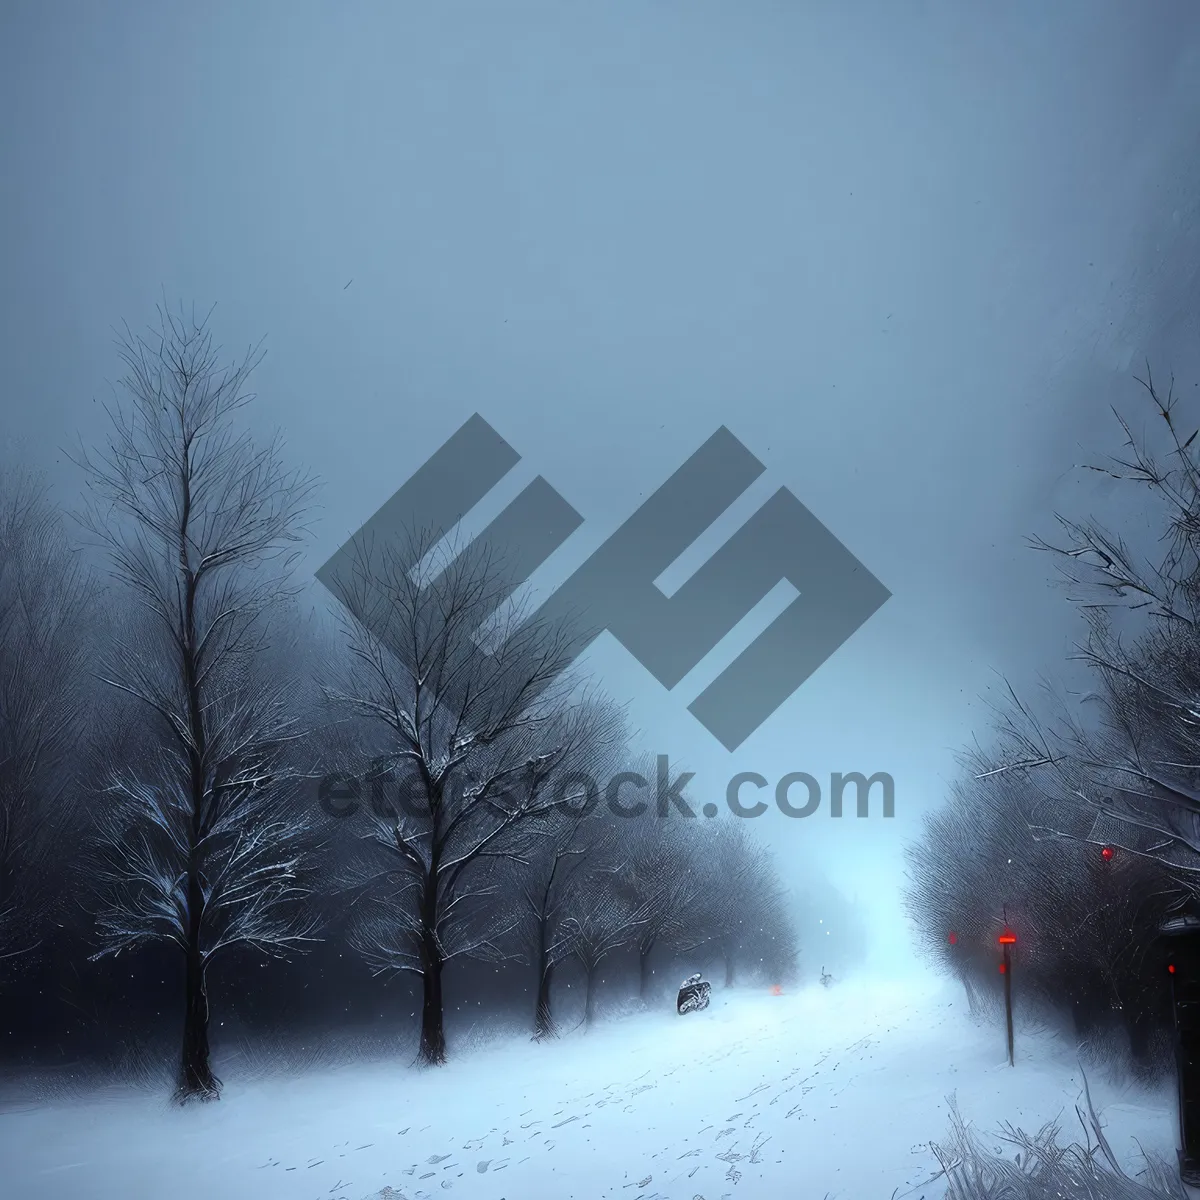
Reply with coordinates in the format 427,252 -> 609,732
820,965 -> 833,988
677,972 -> 711,1015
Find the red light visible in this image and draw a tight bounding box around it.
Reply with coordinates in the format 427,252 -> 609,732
998,927 -> 1017,945
1170,964 -> 1177,974
948,932 -> 958,945
1101,846 -> 1114,861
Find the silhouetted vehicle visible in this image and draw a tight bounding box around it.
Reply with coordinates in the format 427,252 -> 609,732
677,972 -> 711,1015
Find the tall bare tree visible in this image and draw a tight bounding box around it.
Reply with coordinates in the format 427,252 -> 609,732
736,849 -> 799,986
518,804 -> 614,1039
685,817 -> 791,987
326,530 -> 623,1065
74,306 -> 320,1102
904,363 -> 1200,1061
561,880 -> 647,1027
610,811 -> 704,998
0,469 -> 92,974
992,369 -> 1200,883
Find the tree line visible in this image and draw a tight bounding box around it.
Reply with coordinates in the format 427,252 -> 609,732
906,366 -> 1200,1077
0,307 -> 799,1102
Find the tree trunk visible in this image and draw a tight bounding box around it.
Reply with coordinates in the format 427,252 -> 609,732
178,878 -> 217,1102
179,566 -> 217,1103
417,871 -> 446,1065
534,960 -> 555,1040
584,966 -> 597,1027
418,923 -> 446,1065
534,913 -> 555,1040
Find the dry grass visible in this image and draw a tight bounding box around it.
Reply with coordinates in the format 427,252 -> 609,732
929,1077 -> 1186,1200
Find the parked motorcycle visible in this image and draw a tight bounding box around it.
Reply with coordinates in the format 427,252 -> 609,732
676,972 -> 711,1015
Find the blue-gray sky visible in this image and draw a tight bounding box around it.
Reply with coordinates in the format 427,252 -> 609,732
4,1 -> 1200,971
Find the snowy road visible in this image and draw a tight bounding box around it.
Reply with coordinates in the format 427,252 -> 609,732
0,976 -> 1181,1200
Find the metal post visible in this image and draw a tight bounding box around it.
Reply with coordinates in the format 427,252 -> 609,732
998,924 -> 1016,1067
1160,915 -> 1200,1187
1003,940 -> 1014,1067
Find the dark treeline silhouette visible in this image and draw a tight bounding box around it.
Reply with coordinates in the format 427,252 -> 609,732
0,306 -> 804,1103
906,366 -> 1200,1079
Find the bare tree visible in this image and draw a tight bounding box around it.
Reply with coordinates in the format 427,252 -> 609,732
326,529 -> 624,1065
0,469 -> 92,974
906,740 -> 1177,1067
73,306 -> 321,1102
736,851 -> 799,985
900,368 -> 1200,1068
561,880 -> 647,1027
610,811 -> 704,998
1032,367 -> 1200,628
1020,368 -> 1200,875
684,818 -> 765,987
518,805 -> 609,1039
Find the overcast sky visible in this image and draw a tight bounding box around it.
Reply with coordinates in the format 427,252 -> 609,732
3,1 -> 1200,973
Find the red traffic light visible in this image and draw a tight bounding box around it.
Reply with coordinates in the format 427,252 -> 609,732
998,927 -> 1017,945
1170,963 -> 1177,975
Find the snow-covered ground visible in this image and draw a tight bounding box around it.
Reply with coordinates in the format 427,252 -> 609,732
0,975 -> 1182,1200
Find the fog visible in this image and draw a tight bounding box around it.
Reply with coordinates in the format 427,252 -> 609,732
4,0 -> 1200,978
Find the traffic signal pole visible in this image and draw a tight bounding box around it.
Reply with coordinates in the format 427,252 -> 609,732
999,925 -> 1017,1067
1003,939 -> 1014,1066
1160,914 -> 1200,1187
